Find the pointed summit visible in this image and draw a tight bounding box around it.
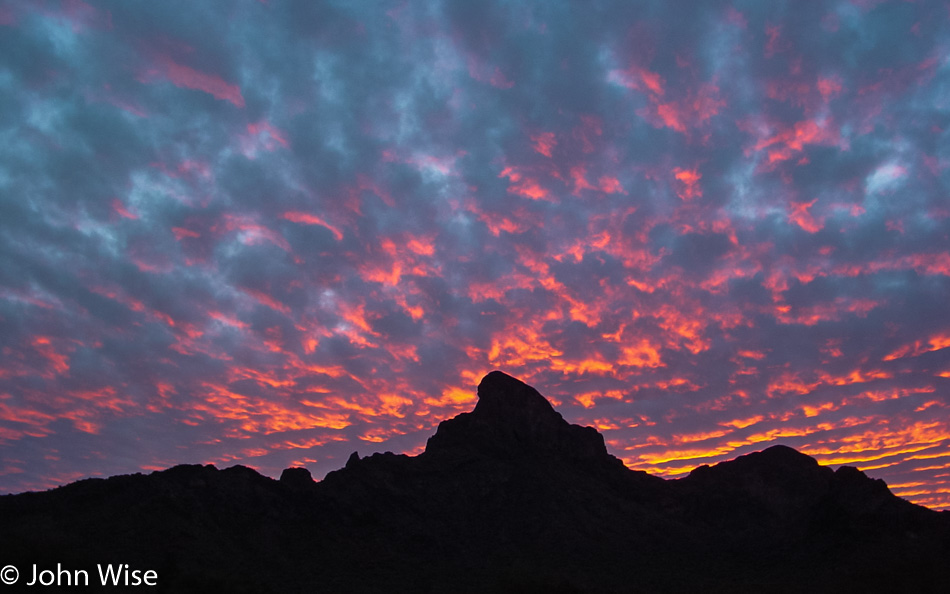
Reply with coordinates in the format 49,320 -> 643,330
424,371 -> 613,464
472,370 -> 562,427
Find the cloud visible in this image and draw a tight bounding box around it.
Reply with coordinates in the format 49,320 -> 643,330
0,0 -> 948,511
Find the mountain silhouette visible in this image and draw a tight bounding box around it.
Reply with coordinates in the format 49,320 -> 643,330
2,371 -> 948,593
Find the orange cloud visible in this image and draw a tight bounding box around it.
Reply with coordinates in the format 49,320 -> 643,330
499,166 -> 552,201
673,167 -> 702,201
884,333 -> 950,361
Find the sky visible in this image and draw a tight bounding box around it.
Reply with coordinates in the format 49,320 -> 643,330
1,0 -> 949,510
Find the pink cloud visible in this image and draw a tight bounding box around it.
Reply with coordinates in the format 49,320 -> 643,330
530,132 -> 557,157
281,212 -> 344,241
788,199 -> 824,233
143,56 -> 245,107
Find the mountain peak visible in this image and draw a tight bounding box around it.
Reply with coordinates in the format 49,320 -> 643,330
472,370 -> 562,426
424,370 -> 611,464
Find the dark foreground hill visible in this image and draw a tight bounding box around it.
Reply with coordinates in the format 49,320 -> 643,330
2,371 -> 949,593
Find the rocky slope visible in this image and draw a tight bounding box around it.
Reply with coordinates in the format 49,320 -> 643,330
2,371 -> 948,593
